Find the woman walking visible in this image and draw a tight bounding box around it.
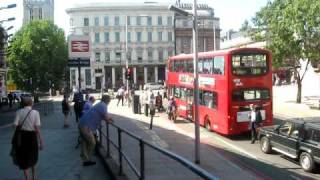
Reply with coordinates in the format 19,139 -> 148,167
62,95 -> 71,128
13,97 -> 43,180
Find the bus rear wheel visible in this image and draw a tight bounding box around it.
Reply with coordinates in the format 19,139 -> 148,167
205,117 -> 211,132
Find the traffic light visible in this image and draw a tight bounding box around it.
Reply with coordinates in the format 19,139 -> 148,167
125,68 -> 132,80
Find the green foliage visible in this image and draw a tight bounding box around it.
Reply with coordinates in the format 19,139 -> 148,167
250,0 -> 320,103
7,20 -> 67,92
251,0 -> 320,68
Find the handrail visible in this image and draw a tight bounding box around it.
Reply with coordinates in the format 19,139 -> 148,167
98,121 -> 218,180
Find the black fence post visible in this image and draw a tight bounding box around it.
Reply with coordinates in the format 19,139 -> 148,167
106,122 -> 110,158
140,139 -> 145,180
118,129 -> 123,175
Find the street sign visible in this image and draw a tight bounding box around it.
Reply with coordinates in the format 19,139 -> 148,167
68,35 -> 91,59
67,59 -> 90,67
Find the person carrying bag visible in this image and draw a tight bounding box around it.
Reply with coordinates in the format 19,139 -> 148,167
11,110 -> 32,165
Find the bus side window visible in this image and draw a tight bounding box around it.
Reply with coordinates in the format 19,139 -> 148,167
187,61 -> 194,72
198,59 -> 203,73
174,87 -> 181,98
213,56 -> 225,75
203,59 -> 212,74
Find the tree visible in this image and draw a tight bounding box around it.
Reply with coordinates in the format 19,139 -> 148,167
7,20 -> 67,93
250,0 -> 320,103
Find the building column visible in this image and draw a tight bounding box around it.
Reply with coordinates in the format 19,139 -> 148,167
154,66 -> 158,83
102,67 -> 105,90
122,67 -> 126,85
133,67 -> 137,84
144,66 -> 148,84
112,67 -> 115,89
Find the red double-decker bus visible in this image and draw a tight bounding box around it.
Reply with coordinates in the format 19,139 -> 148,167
166,48 -> 273,135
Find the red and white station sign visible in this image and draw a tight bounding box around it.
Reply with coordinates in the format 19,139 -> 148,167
68,35 -> 91,59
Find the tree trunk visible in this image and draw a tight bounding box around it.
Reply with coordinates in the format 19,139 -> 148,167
296,78 -> 302,103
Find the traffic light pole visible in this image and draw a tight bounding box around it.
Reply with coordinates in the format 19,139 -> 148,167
125,15 -> 130,106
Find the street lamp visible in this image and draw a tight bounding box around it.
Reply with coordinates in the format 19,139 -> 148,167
0,17 -> 15,23
169,1 -> 201,164
0,4 -> 16,10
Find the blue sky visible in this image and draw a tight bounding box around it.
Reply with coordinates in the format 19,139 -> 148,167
0,0 -> 269,35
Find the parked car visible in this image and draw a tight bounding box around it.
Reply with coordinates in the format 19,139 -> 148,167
259,119 -> 320,172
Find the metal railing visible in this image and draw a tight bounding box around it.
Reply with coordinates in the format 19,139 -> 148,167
98,121 -> 218,180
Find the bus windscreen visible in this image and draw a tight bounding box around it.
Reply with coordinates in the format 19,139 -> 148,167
232,53 -> 267,75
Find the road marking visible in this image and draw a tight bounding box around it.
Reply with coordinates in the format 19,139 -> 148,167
211,135 -> 258,160
0,123 -> 13,129
290,175 -> 302,180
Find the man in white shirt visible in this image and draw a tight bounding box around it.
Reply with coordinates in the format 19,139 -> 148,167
249,104 -> 257,144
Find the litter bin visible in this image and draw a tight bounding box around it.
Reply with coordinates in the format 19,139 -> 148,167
133,95 -> 140,114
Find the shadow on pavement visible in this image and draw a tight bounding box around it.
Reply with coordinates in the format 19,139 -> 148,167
101,112 -> 317,180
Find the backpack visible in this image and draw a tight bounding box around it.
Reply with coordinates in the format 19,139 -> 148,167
255,110 -> 262,123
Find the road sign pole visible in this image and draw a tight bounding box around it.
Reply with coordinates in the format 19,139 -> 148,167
78,58 -> 81,91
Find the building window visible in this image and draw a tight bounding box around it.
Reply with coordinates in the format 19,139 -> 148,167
115,52 -> 121,60
105,32 -> 109,43
168,32 -> 172,42
148,50 -> 153,61
104,16 -> 109,26
39,8 -> 42,19
115,16 -> 120,26
105,51 -> 110,62
158,32 -> 162,42
167,16 -> 172,26
95,52 -> 101,62
84,17 -> 89,26
137,51 -> 143,62
148,32 -> 152,42
158,50 -> 163,62
84,32 -> 89,36
147,16 -> 152,26
127,32 -> 131,43
127,52 -> 131,62
137,32 -> 142,42
127,16 -> 130,25
168,50 -> 173,57
183,20 -> 188,27
158,16 -> 162,25
85,69 -> 91,86
95,33 -> 100,43
30,9 -> 33,20
137,16 -> 141,25
94,17 -> 99,26
95,69 -> 102,73
115,32 -> 120,42
70,18 -> 73,26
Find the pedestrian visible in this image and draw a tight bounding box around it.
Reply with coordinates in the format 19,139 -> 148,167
116,86 -> 125,106
149,92 -> 156,129
249,104 -> 258,144
83,96 -> 95,115
8,92 -> 13,108
155,91 -> 163,112
73,91 -> 84,123
167,96 -> 177,121
62,95 -> 71,128
12,97 -> 44,180
78,95 -> 112,166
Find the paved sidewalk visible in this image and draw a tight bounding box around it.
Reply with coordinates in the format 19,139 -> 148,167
105,100 -> 259,180
273,85 -> 320,120
0,99 -> 110,180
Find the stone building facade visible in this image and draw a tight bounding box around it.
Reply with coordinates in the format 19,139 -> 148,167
66,2 -> 174,90
23,0 -> 54,24
174,3 -> 220,54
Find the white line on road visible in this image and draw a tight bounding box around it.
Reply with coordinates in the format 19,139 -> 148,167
290,175 -> 302,180
210,135 -> 258,160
